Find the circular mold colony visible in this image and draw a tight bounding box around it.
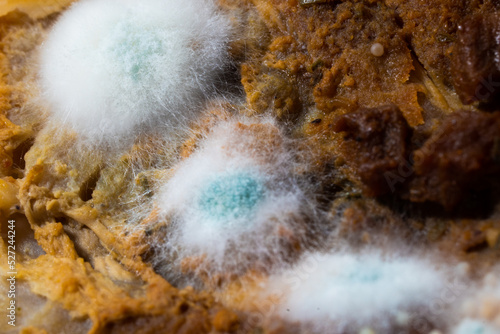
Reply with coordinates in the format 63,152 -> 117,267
154,117 -> 315,283
453,319 -> 499,334
39,0 -> 232,145
259,252 -> 458,333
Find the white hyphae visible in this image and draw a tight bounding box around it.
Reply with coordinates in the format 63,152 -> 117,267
455,270 -> 500,333
156,118 -> 313,276
40,0 -> 232,144
453,319 -> 499,334
264,252 -> 453,332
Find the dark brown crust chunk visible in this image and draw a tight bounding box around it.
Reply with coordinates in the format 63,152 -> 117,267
452,13 -> 500,105
333,104 -> 410,197
409,110 -> 500,209
334,107 -> 500,210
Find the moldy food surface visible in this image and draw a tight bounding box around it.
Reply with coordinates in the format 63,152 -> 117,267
1,0 -> 500,334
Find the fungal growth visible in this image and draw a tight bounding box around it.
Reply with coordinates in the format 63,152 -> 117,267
154,117 -> 315,281
39,0 -> 232,145
197,171 -> 265,226
263,252 -> 452,333
454,271 -> 500,332
453,319 -> 499,334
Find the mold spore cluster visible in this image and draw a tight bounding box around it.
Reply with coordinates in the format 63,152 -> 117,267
155,117 -> 315,279
262,252 -> 455,333
40,0 -> 232,145
453,319 -> 499,334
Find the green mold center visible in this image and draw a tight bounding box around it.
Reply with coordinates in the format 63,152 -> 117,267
197,172 -> 265,225
109,22 -> 165,81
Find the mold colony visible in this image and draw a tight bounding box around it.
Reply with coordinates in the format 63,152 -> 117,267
2,0 -> 500,333
155,118 -> 314,279
263,252 -> 450,332
39,0 -> 232,145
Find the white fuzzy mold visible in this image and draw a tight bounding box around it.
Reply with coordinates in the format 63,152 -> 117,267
40,0 -> 232,145
453,319 -> 499,334
263,252 -> 454,333
155,117 -> 315,279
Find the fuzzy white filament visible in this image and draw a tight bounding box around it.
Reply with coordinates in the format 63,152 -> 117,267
155,118 -> 312,277
40,0 -> 232,144
453,319 -> 498,334
264,252 -> 450,332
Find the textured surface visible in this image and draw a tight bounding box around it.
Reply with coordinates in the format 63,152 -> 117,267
1,1 -> 500,334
